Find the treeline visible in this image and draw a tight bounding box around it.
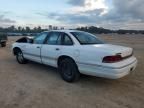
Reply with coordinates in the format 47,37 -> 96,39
76,26 -> 144,34
0,25 -> 144,34
0,26 -> 46,33
0,25 -> 64,34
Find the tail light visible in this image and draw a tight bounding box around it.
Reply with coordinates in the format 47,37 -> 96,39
102,55 -> 123,63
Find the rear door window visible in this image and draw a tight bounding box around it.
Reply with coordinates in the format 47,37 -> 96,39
62,33 -> 73,45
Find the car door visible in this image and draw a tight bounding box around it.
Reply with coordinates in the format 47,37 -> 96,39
41,32 -> 62,67
23,32 -> 48,63
60,32 -> 76,59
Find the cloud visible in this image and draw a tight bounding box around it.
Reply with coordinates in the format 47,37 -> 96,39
112,0 -> 144,20
67,0 -> 85,6
37,0 -> 107,24
46,8 -> 104,23
0,14 -> 16,24
37,0 -> 144,29
68,0 -> 108,14
0,11 -> 16,27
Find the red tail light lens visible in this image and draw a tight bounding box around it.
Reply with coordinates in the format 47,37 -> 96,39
102,55 -> 122,63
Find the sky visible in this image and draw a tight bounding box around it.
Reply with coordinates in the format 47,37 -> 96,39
0,0 -> 144,30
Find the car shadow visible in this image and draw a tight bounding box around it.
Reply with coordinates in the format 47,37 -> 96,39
25,61 -> 124,86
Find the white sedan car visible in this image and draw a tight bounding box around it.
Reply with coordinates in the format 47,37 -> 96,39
12,30 -> 137,82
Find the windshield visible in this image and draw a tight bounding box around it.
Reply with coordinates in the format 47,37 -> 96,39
71,32 -> 104,45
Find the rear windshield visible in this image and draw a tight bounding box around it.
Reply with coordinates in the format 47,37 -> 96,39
71,32 -> 104,45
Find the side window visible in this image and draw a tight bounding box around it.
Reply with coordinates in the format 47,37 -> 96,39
47,32 -> 60,45
57,35 -> 62,45
34,33 -> 48,44
62,33 -> 73,45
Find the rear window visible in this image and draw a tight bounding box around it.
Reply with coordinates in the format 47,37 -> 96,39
71,32 -> 104,45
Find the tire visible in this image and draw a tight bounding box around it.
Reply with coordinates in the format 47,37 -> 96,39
16,50 -> 28,64
1,42 -> 6,47
59,58 -> 80,82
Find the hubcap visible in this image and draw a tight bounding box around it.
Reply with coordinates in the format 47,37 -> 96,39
18,52 -> 23,62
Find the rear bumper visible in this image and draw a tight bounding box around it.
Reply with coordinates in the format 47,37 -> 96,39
77,58 -> 137,79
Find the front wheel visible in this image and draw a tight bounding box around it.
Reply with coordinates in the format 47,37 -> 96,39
16,50 -> 28,64
59,58 -> 80,82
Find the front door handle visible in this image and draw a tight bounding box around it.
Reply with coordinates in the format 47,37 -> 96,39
37,46 -> 40,48
55,48 -> 60,51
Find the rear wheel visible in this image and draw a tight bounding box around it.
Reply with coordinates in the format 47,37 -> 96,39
16,50 -> 28,64
59,58 -> 80,82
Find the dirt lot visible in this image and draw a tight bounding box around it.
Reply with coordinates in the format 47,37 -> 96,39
0,34 -> 144,108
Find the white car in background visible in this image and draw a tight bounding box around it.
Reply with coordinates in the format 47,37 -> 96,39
12,30 -> 137,82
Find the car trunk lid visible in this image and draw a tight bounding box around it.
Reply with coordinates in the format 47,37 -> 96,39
84,44 -> 133,58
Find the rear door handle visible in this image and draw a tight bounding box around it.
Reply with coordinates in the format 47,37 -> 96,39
55,48 -> 60,51
37,46 -> 40,48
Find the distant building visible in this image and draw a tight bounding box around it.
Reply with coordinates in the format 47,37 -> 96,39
49,25 -> 52,30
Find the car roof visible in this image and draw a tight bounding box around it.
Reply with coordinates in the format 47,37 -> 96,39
43,30 -> 83,33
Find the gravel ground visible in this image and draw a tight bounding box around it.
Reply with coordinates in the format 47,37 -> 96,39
0,34 -> 144,108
